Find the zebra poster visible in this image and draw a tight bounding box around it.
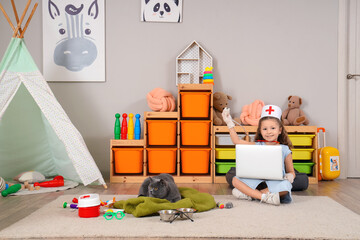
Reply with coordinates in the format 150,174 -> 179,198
43,0 -> 105,82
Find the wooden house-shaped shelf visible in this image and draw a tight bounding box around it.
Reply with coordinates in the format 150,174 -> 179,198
176,41 -> 213,85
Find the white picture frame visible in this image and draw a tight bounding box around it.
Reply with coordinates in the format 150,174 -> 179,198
141,0 -> 183,23
42,0 -> 105,82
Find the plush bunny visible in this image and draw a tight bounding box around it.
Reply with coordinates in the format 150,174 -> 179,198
282,95 -> 309,126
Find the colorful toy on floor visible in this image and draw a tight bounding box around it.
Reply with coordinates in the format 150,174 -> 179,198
78,194 -> 101,218
63,202 -> 78,209
146,88 -> 176,112
203,67 -> 214,85
1,183 -> 22,197
317,128 -> 340,180
103,210 -> 125,220
281,95 -> 309,126
135,114 -> 141,140
217,202 -> 233,209
128,113 -> 134,139
121,113 -> 128,139
114,113 -> 121,139
34,175 -> 64,188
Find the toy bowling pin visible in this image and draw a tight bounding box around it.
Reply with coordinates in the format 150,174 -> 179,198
121,113 -> 128,139
135,114 -> 141,140
128,113 -> 134,139
114,113 -> 121,139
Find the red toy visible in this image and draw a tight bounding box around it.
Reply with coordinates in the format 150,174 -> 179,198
34,176 -> 64,188
121,113 -> 128,139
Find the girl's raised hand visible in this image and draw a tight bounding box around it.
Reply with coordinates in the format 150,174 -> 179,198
222,107 -> 235,128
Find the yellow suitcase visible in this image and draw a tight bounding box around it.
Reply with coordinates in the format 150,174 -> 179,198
317,128 -> 340,180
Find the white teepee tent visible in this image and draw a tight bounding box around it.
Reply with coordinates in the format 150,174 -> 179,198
0,1 -> 106,187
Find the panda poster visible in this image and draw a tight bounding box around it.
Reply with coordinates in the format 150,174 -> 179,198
42,0 -> 105,82
141,0 -> 183,23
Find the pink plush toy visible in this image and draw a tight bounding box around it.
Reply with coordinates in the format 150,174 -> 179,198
239,100 -> 265,126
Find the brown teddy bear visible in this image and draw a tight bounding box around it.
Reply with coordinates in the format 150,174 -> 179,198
282,95 -> 309,126
213,92 -> 232,126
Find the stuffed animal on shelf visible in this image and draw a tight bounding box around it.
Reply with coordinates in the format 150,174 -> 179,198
281,95 -> 309,126
213,92 -> 232,126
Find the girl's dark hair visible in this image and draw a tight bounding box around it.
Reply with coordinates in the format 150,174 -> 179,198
255,117 -> 293,149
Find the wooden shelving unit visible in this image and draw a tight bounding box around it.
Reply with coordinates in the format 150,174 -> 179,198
110,84 -> 213,183
110,84 -> 318,185
213,125 -> 318,184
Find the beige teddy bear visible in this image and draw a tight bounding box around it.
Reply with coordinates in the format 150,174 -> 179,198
213,92 -> 232,126
281,95 -> 309,126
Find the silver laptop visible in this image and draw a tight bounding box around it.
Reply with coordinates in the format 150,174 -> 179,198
235,145 -> 284,180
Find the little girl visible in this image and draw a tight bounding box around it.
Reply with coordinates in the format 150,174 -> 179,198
222,105 -> 295,206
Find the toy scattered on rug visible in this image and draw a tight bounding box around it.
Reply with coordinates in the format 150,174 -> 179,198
114,113 -> 141,140
203,67 -> 214,85
138,173 -> 181,203
103,209 -> 125,220
1,184 -> 22,197
281,95 -> 309,126
146,87 -> 176,112
217,202 -> 233,209
34,175 -> 64,188
240,99 -> 265,126
213,91 -> 233,126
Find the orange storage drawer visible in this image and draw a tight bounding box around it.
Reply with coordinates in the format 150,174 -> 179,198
147,148 -> 177,173
112,148 -> 143,174
147,120 -> 177,146
181,148 -> 210,174
180,92 -> 211,118
181,121 -> 210,146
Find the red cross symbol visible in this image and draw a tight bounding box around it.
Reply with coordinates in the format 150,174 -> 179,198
265,106 -> 275,115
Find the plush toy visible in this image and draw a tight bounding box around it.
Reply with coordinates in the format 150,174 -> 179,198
213,92 -> 232,126
281,95 -> 309,126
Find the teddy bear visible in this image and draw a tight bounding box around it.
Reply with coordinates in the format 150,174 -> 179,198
213,92 -> 232,126
281,95 -> 309,126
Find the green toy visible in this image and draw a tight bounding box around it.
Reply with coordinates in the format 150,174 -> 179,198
114,113 -> 121,139
1,183 -> 21,197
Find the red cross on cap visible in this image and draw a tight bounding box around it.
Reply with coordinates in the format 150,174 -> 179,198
265,106 -> 275,115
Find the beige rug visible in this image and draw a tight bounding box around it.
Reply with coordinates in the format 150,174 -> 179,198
0,195 -> 359,239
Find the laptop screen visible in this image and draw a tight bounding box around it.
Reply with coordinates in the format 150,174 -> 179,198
235,144 -> 284,180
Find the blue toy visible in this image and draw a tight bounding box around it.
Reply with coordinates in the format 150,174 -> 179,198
135,114 -> 141,140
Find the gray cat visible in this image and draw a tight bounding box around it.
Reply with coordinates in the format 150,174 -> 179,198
138,173 -> 181,203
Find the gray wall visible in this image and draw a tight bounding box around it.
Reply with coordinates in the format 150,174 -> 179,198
0,0 -> 338,180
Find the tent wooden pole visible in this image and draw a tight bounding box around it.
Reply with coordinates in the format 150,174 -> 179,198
12,0 -> 31,38
0,2 -> 18,36
19,3 -> 38,38
11,0 -> 23,36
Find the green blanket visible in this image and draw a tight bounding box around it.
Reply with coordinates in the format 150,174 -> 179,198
113,187 -> 216,217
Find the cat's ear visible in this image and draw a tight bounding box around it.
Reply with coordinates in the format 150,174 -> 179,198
149,177 -> 153,182
159,179 -> 167,186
